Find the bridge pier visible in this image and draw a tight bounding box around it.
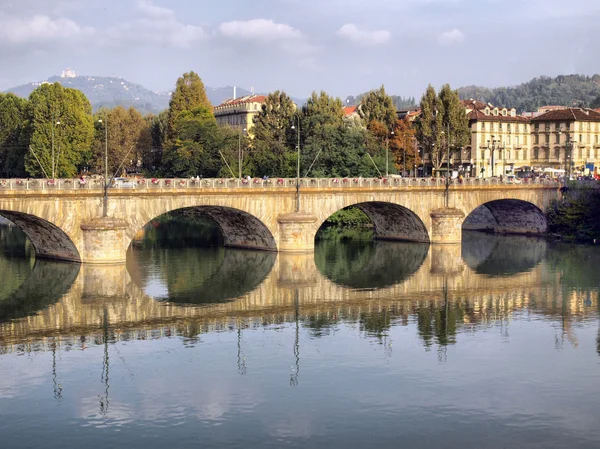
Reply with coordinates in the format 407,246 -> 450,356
80,217 -> 129,264
277,212 -> 318,253
430,208 -> 465,244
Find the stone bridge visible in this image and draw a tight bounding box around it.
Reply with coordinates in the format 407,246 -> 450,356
0,177 -> 560,263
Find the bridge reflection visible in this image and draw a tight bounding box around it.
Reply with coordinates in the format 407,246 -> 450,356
0,236 -> 598,355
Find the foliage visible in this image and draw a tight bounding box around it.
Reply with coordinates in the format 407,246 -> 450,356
92,106 -> 152,176
322,206 -> 371,228
24,82 -> 94,178
146,110 -> 168,172
458,74 -> 600,112
358,85 -> 397,130
0,93 -> 29,177
161,106 -> 228,178
546,186 -> 600,241
247,91 -> 297,177
391,118 -> 418,175
166,72 -> 213,141
415,84 -> 469,174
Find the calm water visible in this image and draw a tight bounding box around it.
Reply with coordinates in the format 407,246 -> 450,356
0,221 -> 599,449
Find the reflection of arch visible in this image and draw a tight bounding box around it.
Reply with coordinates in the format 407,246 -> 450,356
319,202 -> 429,243
128,247 -> 276,305
133,206 -> 277,252
461,231 -> 546,276
0,259 -> 80,322
0,211 -> 81,262
315,240 -> 429,289
463,199 -> 547,234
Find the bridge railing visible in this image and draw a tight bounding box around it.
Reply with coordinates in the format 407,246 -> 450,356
0,177 -> 561,191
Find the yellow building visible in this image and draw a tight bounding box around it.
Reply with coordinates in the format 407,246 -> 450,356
530,108 -> 600,177
214,95 -> 267,133
464,100 -> 531,178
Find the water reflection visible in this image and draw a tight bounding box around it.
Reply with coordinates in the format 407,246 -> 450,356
0,259 -> 80,323
1,224 -> 600,449
462,231 -> 547,276
315,237 -> 429,289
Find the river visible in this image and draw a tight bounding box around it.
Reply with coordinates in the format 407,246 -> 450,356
0,219 -> 599,449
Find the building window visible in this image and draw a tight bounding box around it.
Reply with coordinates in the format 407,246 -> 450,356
515,136 -> 520,147
534,123 -> 539,131
499,123 -> 503,131
534,135 -> 539,144
523,149 -> 528,160
507,135 -> 511,144
580,134 -> 584,143
545,134 -> 549,144
534,148 -> 539,159
555,122 -> 561,131
556,133 -> 561,144
555,147 -> 560,160
596,135 -> 599,145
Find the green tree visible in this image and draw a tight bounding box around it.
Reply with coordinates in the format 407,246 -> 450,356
247,91 -> 297,177
358,85 -> 397,130
146,110 -> 168,172
166,71 -> 212,141
438,84 -> 470,166
93,106 -> 152,177
161,106 -> 228,178
0,93 -> 29,177
24,83 -> 94,178
415,84 -> 469,176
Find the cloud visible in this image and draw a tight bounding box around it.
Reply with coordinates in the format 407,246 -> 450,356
219,19 -> 302,41
337,24 -> 390,46
106,1 -> 206,48
136,0 -> 174,19
437,28 -> 465,46
0,13 -> 94,44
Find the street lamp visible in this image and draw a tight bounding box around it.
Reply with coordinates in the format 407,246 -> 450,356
238,127 -> 247,179
98,111 -> 109,217
487,136 -> 503,177
386,129 -> 394,177
441,122 -> 451,207
51,119 -> 61,179
290,116 -> 301,212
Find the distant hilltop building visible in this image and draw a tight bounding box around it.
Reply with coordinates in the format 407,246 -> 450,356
60,68 -> 77,78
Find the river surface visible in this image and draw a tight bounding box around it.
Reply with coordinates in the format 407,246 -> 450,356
0,220 -> 599,449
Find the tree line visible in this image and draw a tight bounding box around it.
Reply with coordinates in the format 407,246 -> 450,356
0,71 -> 468,179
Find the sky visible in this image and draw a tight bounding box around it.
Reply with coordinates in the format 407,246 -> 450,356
0,0 -> 598,99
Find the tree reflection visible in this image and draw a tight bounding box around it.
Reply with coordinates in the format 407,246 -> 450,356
0,259 -> 80,322
462,231 -> 546,276
315,231 -> 428,289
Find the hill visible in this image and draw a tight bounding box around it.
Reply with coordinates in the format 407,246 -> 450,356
458,74 -> 600,112
4,74 -> 307,114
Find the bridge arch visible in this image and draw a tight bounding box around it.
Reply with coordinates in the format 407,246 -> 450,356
0,211 -> 81,262
463,199 -> 548,234
129,206 -> 278,252
316,202 -> 430,243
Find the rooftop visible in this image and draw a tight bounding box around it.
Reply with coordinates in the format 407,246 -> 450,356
215,95 -> 266,108
530,108 -> 600,122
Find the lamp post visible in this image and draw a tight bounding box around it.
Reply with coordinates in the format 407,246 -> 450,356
51,118 -> 61,179
487,136 -> 500,177
386,130 -> 394,177
98,111 -> 109,217
441,122 -> 451,207
238,127 -> 246,179
290,116 -> 301,212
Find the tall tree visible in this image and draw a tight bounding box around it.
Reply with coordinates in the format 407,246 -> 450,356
24,83 -> 93,178
358,85 -> 397,130
391,118 -> 417,176
166,71 -> 212,141
93,106 -> 152,177
438,84 -> 470,170
247,91 -> 297,177
0,93 -> 29,177
161,106 -> 227,178
146,110 -> 168,172
415,85 -> 444,175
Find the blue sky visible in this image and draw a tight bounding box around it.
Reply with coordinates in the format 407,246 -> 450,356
0,0 -> 598,98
